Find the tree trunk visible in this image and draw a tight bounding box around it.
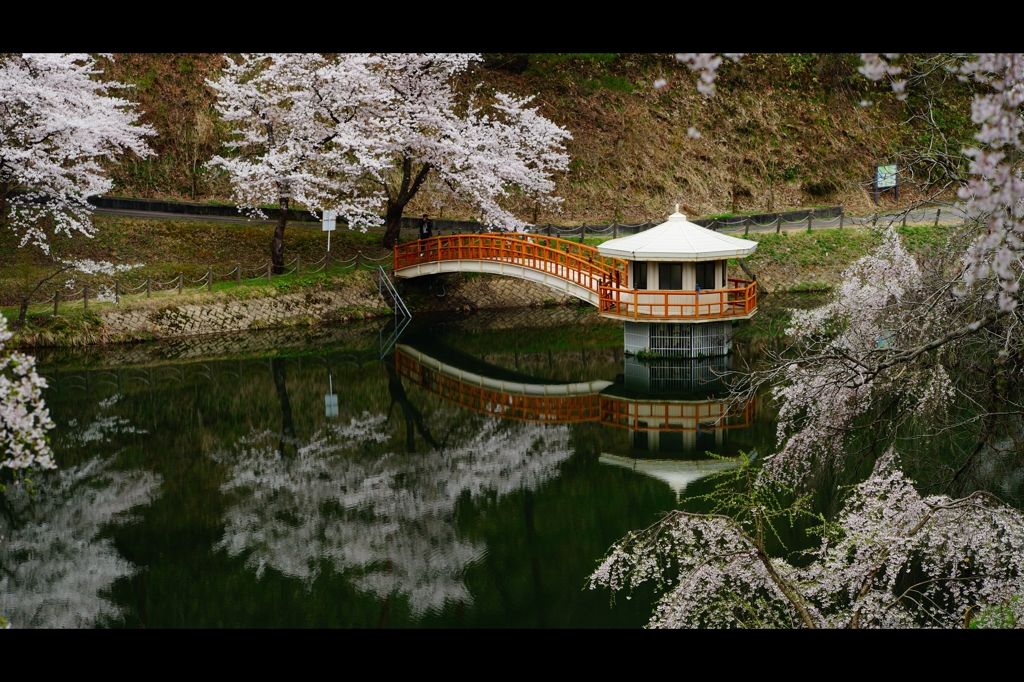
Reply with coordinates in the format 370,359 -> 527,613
272,357 -> 296,457
385,355 -> 438,452
0,181 -> 9,229
271,197 -> 289,274
382,156 -> 433,250
17,297 -> 28,329
383,200 -> 406,251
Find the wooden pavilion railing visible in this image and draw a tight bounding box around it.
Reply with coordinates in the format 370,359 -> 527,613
396,349 -> 754,431
599,278 -> 757,320
394,233 -> 628,293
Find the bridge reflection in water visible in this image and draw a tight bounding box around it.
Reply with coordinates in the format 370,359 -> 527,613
396,344 -> 753,432
395,342 -> 756,497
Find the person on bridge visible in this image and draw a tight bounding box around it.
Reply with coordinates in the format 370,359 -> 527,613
419,214 -> 433,240
418,214 -> 433,257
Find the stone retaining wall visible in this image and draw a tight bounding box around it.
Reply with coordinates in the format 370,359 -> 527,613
23,272 -> 585,351
101,278 -> 389,341
401,274 -> 575,313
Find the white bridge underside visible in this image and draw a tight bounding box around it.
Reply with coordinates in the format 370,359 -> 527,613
398,344 -> 612,397
394,260 -> 601,307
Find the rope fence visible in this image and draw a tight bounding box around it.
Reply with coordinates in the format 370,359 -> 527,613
5,247 -> 395,323
8,205 -> 965,323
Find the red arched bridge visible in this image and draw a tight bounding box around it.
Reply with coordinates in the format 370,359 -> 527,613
393,233 -> 757,321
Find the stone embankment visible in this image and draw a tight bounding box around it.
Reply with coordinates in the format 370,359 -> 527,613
399,273 -> 574,313
102,286 -> 386,339
14,271 -> 583,349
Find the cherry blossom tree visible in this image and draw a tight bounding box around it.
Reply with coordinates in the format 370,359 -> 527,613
590,452 -> 1024,628
0,53 -> 154,253
0,313 -> 54,474
592,53 -> 1024,629
206,54 -> 571,253
367,54 -> 571,249
206,53 -> 389,273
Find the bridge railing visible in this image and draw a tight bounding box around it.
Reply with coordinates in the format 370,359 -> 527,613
395,349 -> 603,423
598,278 -> 757,320
394,233 -> 628,292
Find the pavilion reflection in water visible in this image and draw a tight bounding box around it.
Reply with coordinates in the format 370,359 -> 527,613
395,343 -> 756,498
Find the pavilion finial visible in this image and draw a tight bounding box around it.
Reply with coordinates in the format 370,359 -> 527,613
675,203 -> 680,213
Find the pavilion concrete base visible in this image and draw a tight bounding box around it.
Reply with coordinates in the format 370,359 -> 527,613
624,320 -> 733,358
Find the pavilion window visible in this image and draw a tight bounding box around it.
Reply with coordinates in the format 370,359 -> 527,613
696,261 -> 716,290
635,262 -> 648,290
659,263 -> 682,290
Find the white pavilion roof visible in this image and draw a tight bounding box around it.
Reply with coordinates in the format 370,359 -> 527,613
597,212 -> 758,261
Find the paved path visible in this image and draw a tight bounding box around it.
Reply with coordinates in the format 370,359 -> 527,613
93,204 -> 970,237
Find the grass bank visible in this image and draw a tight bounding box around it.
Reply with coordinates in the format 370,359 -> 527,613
5,269 -> 387,349
0,214 -> 402,308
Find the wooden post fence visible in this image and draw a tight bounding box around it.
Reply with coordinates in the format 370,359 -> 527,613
935,208 -> 941,226
207,267 -> 213,292
744,216 -> 751,236
839,210 -> 844,230
115,280 -> 120,305
84,285 -> 89,311
53,291 -> 59,317
613,222 -> 618,238
146,277 -> 152,298
178,273 -> 183,295
902,213 -> 907,227
776,215 -> 782,234
236,263 -> 241,286
266,261 -> 272,283
581,223 -> 587,243
807,209 -> 814,232
296,254 -> 301,277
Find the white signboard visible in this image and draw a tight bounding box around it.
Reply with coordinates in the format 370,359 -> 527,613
876,164 -> 897,189
322,209 -> 337,232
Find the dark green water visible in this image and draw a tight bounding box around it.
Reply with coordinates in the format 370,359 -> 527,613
2,309 -> 778,628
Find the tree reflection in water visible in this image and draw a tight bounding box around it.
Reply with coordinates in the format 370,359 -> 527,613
212,416 -> 573,616
0,457 -> 161,628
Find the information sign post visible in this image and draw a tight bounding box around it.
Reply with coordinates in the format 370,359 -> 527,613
322,209 -> 337,252
874,164 -> 898,205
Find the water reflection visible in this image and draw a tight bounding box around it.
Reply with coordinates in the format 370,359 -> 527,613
0,456 -> 161,628
212,417 -> 572,616
19,311 -> 771,627
394,341 -> 755,498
